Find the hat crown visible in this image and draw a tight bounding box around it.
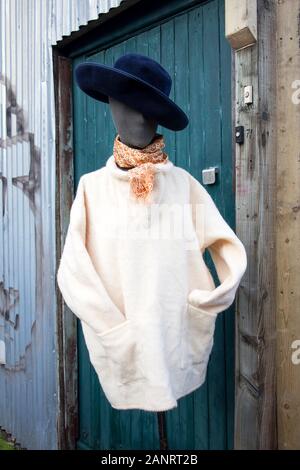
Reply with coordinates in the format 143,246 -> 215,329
114,53 -> 172,96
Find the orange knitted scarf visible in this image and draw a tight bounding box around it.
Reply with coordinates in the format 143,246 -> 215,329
113,133 -> 168,202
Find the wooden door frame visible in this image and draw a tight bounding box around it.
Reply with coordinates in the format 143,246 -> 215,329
54,0 -> 278,450
226,0 -> 278,449
54,51 -> 77,450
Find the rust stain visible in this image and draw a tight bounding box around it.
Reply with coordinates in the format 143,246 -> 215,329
0,282 -> 20,329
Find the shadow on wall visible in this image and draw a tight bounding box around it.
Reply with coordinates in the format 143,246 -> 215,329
0,72 -> 43,371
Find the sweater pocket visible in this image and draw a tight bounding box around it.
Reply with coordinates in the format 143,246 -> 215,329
94,319 -> 146,387
181,303 -> 217,372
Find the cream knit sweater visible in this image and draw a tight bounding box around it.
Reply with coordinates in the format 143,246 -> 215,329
57,155 -> 247,411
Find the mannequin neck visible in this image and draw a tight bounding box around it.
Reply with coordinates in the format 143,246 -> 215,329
118,132 -> 159,149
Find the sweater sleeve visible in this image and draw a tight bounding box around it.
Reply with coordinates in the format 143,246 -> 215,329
56,175 -> 125,335
188,174 -> 247,316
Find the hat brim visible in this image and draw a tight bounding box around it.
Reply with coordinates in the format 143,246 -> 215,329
75,62 -> 189,131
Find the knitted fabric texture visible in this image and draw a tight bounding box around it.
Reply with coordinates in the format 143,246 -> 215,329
113,133 -> 168,201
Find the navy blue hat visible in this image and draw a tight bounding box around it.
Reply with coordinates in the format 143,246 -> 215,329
74,53 -> 189,131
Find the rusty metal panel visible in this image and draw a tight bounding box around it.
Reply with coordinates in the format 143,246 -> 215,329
0,0 -> 125,450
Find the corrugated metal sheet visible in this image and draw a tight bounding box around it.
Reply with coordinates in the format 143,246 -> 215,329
0,0 -> 125,450
50,0 -> 126,45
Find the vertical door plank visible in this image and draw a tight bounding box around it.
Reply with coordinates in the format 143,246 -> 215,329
218,0 -> 235,450
160,20 -> 176,163
202,0 -> 227,451
174,13 -> 190,170
165,11 -> 195,451
188,5 -> 210,450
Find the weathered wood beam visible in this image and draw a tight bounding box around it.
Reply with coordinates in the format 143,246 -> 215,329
225,0 -> 257,50
233,0 -> 277,449
53,50 -> 78,450
276,0 -> 300,450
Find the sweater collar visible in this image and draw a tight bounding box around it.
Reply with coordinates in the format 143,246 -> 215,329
105,154 -> 174,181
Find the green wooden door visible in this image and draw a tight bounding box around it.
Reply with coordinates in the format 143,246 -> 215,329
72,0 -> 234,450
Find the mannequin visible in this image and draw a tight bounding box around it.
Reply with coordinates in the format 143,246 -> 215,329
57,53 -> 247,412
108,96 -> 158,154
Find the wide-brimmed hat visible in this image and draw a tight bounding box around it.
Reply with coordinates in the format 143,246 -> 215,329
74,53 -> 189,131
